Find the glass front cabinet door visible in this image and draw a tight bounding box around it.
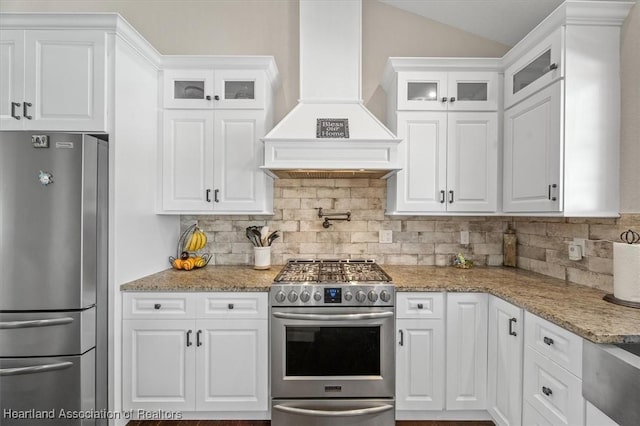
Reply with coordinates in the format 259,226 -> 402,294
163,69 -> 264,109
504,28 -> 562,108
398,71 -> 497,111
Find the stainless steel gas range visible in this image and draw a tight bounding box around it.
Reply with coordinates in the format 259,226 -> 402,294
270,259 -> 395,426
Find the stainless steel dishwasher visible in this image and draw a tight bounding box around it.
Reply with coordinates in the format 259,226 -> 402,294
583,340 -> 640,426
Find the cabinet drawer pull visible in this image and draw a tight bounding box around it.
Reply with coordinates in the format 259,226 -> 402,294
11,102 -> 21,120
543,336 -> 554,346
440,190 -> 445,204
186,330 -> 193,347
399,329 -> 404,346
196,330 -> 202,347
23,102 -> 32,120
154,303 -> 161,310
206,189 -> 212,202
417,303 -> 423,310
542,386 -> 553,396
228,303 -> 234,310
508,318 -> 517,336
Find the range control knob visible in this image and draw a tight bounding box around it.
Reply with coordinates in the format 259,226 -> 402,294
313,291 -> 322,302
380,290 -> 391,303
344,291 -> 353,301
368,291 -> 379,302
300,291 -> 311,303
355,291 -> 366,303
287,291 -> 298,303
275,291 -> 286,303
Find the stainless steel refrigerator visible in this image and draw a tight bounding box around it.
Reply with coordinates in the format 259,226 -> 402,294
0,132 -> 108,425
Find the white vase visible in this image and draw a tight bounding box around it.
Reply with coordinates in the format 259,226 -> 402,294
253,246 -> 271,270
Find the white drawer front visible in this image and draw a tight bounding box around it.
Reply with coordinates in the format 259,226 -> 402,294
396,292 -> 444,319
123,293 -> 195,319
197,293 -> 267,319
524,401 -> 554,426
523,346 -> 584,426
525,312 -> 583,378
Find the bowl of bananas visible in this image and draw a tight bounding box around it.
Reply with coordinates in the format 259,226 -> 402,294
168,224 -> 212,270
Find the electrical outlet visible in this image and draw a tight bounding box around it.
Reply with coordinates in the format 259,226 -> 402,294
460,231 -> 470,245
379,230 -> 393,244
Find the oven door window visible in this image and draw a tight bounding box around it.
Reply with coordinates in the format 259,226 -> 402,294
286,326 -> 380,376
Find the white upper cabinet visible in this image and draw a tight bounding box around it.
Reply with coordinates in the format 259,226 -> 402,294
161,109 -> 270,213
159,57 -> 279,214
397,70 -> 498,112
501,2 -> 631,216
163,68 -> 265,109
384,59 -> 500,215
0,29 -> 106,132
503,83 -> 562,213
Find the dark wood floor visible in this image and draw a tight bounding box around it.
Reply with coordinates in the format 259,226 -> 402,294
127,421 -> 494,426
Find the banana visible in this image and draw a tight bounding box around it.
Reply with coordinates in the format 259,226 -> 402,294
186,233 -> 195,251
198,231 -> 207,250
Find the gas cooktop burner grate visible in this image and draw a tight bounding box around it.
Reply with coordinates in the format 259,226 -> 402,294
274,259 -> 392,283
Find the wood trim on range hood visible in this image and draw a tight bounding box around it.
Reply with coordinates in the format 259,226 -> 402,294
261,0 -> 401,179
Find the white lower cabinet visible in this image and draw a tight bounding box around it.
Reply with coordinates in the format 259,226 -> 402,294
123,319 -> 196,410
523,312 -> 585,426
122,292 -> 268,418
487,295 -> 524,426
395,293 -> 445,416
446,293 -> 488,410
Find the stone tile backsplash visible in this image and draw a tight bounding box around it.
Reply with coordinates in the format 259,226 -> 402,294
182,179 -> 640,293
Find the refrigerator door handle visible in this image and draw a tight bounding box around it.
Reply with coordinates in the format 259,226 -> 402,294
0,317 -> 73,329
0,361 -> 74,376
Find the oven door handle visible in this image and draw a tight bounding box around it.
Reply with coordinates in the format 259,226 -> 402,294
273,403 -> 394,417
0,361 -> 74,377
272,311 -> 394,321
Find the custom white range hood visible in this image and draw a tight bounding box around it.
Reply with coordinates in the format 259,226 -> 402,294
262,0 -> 401,179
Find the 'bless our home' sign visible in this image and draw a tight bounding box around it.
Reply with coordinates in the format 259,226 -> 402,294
316,118 -> 349,138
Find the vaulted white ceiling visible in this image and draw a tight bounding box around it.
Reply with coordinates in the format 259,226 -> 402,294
378,0 -> 633,47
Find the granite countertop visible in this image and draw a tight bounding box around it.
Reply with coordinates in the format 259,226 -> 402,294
121,265 -> 640,344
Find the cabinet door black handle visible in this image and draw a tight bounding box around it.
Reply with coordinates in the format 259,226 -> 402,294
440,190 -> 446,203
228,303 -> 234,310
449,97 -> 456,103
441,97 -> 448,103
186,330 -> 193,347
214,95 -> 220,101
205,95 -> 212,101
449,190 -> 454,204
11,102 -> 21,120
543,336 -> 554,345
23,102 -> 32,120
417,303 -> 423,310
542,386 -> 553,396
154,303 -> 161,310
214,189 -> 220,203
549,63 -> 558,71
206,189 -> 211,202
509,318 -> 517,336
548,184 -> 557,201
196,330 -> 202,347
399,329 -> 404,346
